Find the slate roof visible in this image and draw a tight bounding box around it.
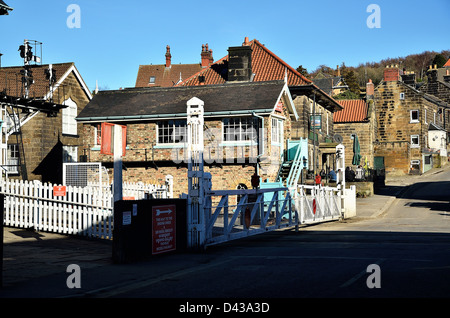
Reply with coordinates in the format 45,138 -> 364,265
178,38 -> 311,87
333,99 -> 368,123
77,80 -> 290,122
313,77 -> 347,96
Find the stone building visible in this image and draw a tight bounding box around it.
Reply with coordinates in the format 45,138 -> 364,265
333,97 -> 376,169
373,65 -> 449,175
76,80 -> 297,196
0,63 -> 92,183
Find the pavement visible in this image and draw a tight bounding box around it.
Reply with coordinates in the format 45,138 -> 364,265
1,164 -> 449,298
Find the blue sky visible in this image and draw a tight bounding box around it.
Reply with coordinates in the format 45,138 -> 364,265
1,0 -> 449,91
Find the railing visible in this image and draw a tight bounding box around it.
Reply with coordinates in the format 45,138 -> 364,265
203,187 -> 297,246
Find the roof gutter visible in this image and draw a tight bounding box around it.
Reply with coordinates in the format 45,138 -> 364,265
76,108 -> 274,123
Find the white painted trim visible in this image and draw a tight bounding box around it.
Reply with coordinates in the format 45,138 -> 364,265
43,64 -> 92,101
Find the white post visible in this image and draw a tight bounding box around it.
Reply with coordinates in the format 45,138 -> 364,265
113,125 -> 123,202
186,97 -> 205,250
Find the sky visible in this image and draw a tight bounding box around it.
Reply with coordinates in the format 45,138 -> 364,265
1,0 -> 449,92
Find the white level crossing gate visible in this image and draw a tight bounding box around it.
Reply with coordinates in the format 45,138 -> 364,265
185,97 -> 352,250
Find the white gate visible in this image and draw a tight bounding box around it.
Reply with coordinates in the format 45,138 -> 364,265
295,185 -> 342,224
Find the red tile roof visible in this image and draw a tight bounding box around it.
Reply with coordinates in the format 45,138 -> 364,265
444,58 -> 450,67
135,63 -> 203,88
333,99 -> 368,123
178,38 -> 312,86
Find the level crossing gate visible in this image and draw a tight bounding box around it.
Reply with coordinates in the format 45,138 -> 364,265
185,97 -> 350,250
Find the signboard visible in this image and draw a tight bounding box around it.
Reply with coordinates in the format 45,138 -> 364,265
53,186 -> 66,197
152,205 -> 176,254
310,115 -> 322,129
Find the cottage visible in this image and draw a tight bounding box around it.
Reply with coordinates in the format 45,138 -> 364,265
76,80 -> 297,196
373,65 -> 449,175
0,62 -> 92,183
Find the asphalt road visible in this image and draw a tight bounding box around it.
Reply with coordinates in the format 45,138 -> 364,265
91,170 -> 450,300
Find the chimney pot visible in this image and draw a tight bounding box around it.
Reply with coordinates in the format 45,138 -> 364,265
243,37 -> 250,46
201,43 -> 214,68
165,45 -> 171,68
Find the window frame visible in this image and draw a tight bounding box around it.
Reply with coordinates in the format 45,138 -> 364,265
410,110 -> 419,123
6,144 -> 20,175
410,134 -> 420,148
222,117 -> 258,145
62,97 -> 78,135
156,120 -> 187,145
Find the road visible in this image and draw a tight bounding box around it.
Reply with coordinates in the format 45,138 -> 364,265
1,168 -> 449,310
88,169 -> 450,299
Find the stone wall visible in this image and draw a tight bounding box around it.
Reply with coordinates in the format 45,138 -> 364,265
9,71 -> 90,183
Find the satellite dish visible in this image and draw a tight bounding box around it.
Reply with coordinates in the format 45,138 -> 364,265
333,134 -> 343,143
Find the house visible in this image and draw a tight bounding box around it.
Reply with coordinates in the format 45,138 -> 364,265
312,66 -> 348,97
0,62 -> 92,183
419,64 -> 450,145
135,44 -> 211,88
76,80 -> 297,196
0,0 -> 12,15
333,96 -> 376,170
178,37 -> 343,179
373,65 -> 450,176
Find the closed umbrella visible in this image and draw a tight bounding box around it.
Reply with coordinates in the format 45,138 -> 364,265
352,135 -> 361,165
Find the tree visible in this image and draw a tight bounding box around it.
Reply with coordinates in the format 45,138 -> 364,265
343,70 -> 360,95
432,54 -> 447,68
296,65 -> 308,77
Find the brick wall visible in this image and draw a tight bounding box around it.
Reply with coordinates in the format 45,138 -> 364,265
80,103 -> 294,197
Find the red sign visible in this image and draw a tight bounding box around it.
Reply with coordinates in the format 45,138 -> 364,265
53,186 -> 66,197
152,205 -> 176,254
275,100 -> 283,112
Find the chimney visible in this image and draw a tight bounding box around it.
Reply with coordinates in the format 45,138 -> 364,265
383,65 -> 401,82
165,45 -> 171,68
427,65 -> 438,83
201,43 -> 214,68
227,45 -> 253,82
336,65 -> 340,77
366,79 -> 374,98
401,70 -> 416,85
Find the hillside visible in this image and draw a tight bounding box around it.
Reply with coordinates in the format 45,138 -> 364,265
303,49 -> 450,88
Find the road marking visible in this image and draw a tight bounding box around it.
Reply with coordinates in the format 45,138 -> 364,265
340,258 -> 385,288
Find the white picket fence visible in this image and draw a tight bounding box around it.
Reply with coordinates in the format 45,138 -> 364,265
1,176 -> 173,239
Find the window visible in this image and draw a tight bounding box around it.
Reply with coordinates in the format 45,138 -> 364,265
223,117 -> 257,143
63,146 -> 78,163
424,109 -> 427,124
400,92 -> 405,100
157,120 -> 187,144
271,118 -> 283,144
410,110 -> 419,123
94,124 -> 102,146
6,144 -> 19,174
411,135 -> 420,148
62,98 -> 78,135
149,76 -> 156,84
